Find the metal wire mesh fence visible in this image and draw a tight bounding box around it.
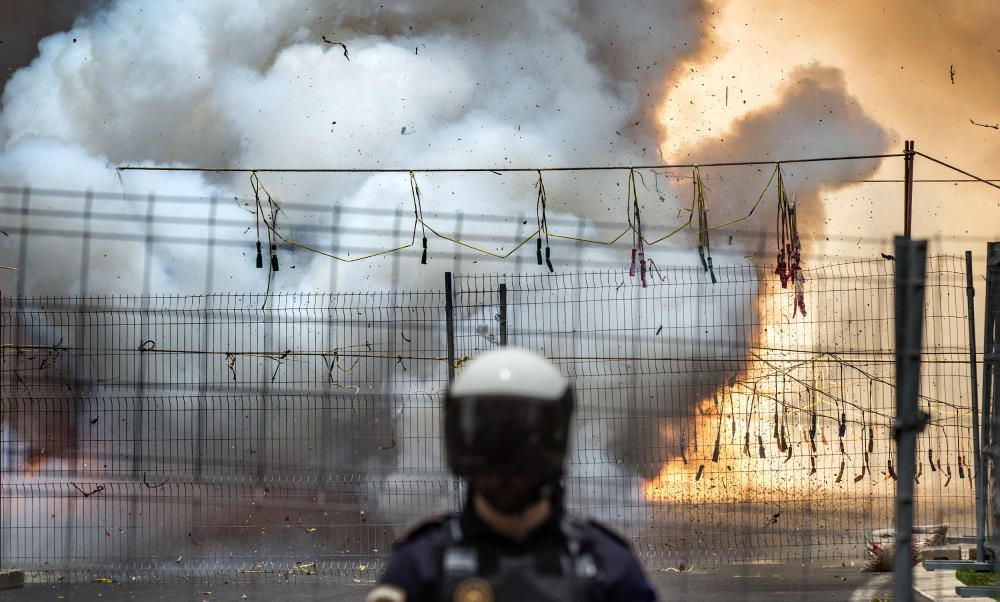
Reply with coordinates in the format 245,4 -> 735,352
454,256 -> 977,566
0,256 -> 979,581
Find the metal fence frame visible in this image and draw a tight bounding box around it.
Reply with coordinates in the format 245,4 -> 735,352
0,256 -> 983,582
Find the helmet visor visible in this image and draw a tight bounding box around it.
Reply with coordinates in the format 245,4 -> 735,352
444,391 -> 573,478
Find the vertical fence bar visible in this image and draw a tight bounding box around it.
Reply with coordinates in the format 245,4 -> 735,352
445,272 -> 456,383
498,283 -> 508,347
444,273 -> 461,511
985,247 -> 996,484
967,251 -> 986,562
893,236 -> 929,602
903,141 -> 914,239
15,187 -> 30,299
985,243 -> 1000,561
0,290 -> 4,572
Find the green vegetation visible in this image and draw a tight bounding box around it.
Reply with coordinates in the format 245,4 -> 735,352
956,568 -> 1000,601
956,568 -> 999,587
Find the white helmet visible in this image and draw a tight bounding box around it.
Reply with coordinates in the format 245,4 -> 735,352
444,348 -> 574,480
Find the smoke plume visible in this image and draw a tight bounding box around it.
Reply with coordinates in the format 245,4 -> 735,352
0,0 -> 891,571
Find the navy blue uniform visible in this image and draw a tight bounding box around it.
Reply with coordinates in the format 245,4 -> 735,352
377,502 -> 657,601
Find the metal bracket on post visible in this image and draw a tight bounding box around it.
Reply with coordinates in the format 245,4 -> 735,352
893,236 -> 929,602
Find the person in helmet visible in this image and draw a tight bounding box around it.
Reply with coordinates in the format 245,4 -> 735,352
367,348 -> 657,602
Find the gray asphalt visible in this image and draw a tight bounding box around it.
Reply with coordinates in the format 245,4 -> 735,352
0,564 -> 893,601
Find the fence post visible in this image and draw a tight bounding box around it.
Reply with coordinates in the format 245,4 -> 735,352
0,290 -> 4,573
967,251 -> 987,563
445,272 -> 456,383
498,283 -> 508,347
893,236 -> 929,602
903,140 -> 914,238
985,243 -> 1000,563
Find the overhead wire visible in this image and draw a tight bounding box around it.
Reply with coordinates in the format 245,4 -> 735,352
110,151 -> 999,273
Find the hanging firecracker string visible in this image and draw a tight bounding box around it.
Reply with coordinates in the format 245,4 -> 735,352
853,422 -> 867,483
534,170 -> 554,272
942,425 -> 953,487
250,171 -> 282,308
712,394 -> 724,463
887,413 -> 898,481
692,408 -> 699,454
957,430 -> 966,481
679,413 -> 689,465
410,172 -> 428,265
784,395 -> 795,463
780,405 -> 789,455
693,168 -> 717,284
626,169 -> 647,287
775,167 -> 807,316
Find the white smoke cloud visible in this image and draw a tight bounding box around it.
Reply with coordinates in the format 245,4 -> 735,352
0,0 -> 891,572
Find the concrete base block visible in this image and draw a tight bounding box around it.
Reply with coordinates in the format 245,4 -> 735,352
919,546 -> 962,561
0,570 -> 25,590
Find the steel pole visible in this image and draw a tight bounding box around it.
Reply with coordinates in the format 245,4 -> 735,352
445,272 -> 456,383
498,283 -> 508,347
893,236 -> 929,602
967,251 -> 986,562
903,141 -> 914,238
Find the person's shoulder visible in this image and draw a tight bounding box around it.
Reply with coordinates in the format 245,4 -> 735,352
573,516 -> 659,601
577,517 -> 634,552
379,514 -> 458,596
392,513 -> 457,549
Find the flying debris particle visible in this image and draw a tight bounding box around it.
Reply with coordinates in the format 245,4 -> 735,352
71,483 -> 105,497
880,253 -> 895,261
90,417 -> 99,425
143,471 -> 167,489
695,465 -> 704,481
321,36 -> 350,60
655,325 -> 662,335
294,562 -> 316,575
970,119 -> 999,130
950,64 -> 956,84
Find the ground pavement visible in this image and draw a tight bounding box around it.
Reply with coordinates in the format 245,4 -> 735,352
0,563 -> 907,602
